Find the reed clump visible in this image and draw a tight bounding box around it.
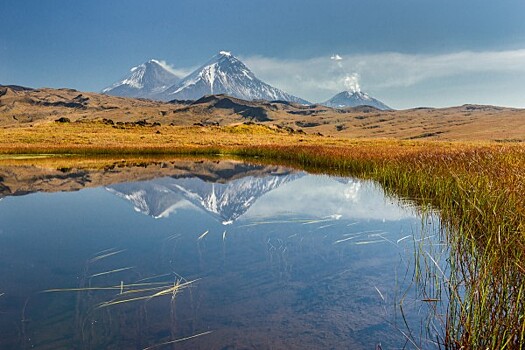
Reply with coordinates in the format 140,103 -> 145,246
231,143 -> 525,349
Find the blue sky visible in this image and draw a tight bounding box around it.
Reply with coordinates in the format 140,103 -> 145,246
1,0 -> 525,108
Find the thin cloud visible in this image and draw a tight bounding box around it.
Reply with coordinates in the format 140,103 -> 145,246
151,59 -> 195,78
238,49 -> 525,103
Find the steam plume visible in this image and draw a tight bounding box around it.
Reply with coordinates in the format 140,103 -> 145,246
330,54 -> 361,93
344,73 -> 360,93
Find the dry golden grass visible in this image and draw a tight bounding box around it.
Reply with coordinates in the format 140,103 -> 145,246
0,122 -> 313,154
0,121 -> 500,155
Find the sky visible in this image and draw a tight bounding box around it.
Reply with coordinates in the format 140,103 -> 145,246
1,0 -> 525,109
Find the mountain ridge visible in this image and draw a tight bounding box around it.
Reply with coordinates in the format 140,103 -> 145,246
158,51 -> 310,104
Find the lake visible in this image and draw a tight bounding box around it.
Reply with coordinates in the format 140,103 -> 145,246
0,159 -> 446,349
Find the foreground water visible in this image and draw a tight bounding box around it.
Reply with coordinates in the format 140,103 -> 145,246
0,160 -> 444,349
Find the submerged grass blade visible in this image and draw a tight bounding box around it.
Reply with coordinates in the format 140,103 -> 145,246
92,247 -> 118,256
239,218 -> 313,227
41,281 -> 173,294
354,240 -> 386,245
119,285 -> 175,295
117,281 -> 173,287
88,249 -> 126,263
97,295 -> 155,308
374,286 -> 385,302
88,266 -> 134,278
142,331 -> 213,350
164,233 -> 181,241
135,273 -> 173,283
396,235 -> 411,244
333,236 -> 358,244
41,287 -> 121,293
301,218 -> 333,225
317,223 -> 336,230
197,230 -> 209,240
342,230 -> 385,237
147,281 -> 186,299
97,279 -> 199,309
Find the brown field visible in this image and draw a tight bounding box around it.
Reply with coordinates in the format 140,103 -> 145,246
1,86 -> 524,142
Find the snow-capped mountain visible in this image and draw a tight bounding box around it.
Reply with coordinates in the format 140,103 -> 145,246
102,59 -> 181,99
107,169 -> 304,224
322,90 -> 391,110
159,51 -> 310,104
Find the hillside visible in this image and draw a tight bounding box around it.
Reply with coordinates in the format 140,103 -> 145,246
1,86 -> 524,141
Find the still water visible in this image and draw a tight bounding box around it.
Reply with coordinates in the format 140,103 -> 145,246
0,160 -> 444,349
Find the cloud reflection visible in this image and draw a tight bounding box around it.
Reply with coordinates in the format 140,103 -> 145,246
243,175 -> 416,222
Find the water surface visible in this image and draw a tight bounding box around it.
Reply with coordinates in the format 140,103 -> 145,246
0,160 -> 443,349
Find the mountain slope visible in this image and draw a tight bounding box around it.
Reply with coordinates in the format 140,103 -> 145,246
159,51 -> 310,104
322,90 -> 391,110
102,59 -> 181,99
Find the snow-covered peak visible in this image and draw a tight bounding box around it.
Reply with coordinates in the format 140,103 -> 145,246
102,59 -> 181,99
322,90 -> 391,110
102,52 -> 310,103
159,52 -> 310,104
343,90 -> 371,100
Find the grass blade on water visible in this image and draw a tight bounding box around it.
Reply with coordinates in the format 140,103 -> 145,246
141,331 -> 213,350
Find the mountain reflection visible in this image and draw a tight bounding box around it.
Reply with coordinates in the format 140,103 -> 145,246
0,159 -> 415,224
106,170 -> 415,224
107,170 -> 304,223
